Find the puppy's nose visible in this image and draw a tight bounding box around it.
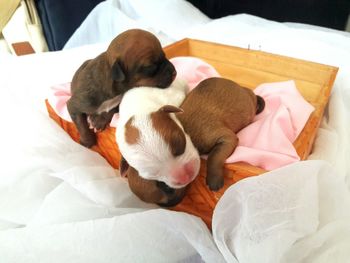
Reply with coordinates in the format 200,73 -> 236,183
171,159 -> 199,186
173,172 -> 191,185
172,70 -> 177,81
184,160 -> 197,178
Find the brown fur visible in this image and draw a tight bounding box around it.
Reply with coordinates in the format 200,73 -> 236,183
151,106 -> 186,157
67,29 -> 176,148
120,157 -> 187,206
176,77 -> 264,190
124,117 -> 140,145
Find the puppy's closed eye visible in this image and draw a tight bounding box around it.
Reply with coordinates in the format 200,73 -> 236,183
141,64 -> 158,76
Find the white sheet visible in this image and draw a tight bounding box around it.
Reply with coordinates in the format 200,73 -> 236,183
1,0 -> 350,262
213,161 -> 350,263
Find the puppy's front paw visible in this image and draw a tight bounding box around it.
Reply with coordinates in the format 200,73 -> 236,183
88,113 -> 111,132
206,173 -> 224,191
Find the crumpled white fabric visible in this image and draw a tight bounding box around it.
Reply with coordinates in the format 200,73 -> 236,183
0,209 -> 224,263
1,0 -> 350,262
213,160 -> 350,263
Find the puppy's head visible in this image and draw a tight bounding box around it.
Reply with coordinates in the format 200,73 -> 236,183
107,29 -> 176,91
120,157 -> 187,206
117,105 -> 200,189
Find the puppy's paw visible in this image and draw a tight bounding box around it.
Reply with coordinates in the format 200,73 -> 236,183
206,174 -> 224,191
88,113 -> 111,132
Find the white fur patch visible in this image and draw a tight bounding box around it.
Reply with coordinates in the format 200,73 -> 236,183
116,77 -> 200,188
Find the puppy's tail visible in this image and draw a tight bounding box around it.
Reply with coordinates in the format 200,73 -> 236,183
256,95 -> 265,114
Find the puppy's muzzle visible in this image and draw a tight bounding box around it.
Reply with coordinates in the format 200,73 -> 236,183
158,61 -> 177,88
156,181 -> 187,207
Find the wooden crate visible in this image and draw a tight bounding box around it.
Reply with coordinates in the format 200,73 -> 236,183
46,38 -> 338,229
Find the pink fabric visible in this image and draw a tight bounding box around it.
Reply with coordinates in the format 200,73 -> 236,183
170,57 -> 220,90
47,82 -> 73,122
226,80 -> 314,170
47,57 -> 314,171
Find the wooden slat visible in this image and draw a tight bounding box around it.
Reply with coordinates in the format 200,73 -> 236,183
164,38 -> 189,58
201,60 -> 325,104
187,39 -> 337,86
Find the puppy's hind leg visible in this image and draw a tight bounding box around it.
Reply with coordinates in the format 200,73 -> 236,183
206,130 -> 238,191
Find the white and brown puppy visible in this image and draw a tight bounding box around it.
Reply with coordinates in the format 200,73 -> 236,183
123,77 -> 265,205
116,78 -> 201,189
67,29 -> 176,148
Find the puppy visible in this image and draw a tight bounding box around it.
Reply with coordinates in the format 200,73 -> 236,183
67,29 -> 176,148
120,157 -> 187,207
116,77 -> 201,189
176,77 -> 265,191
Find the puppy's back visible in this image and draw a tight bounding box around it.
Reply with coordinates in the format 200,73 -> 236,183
177,77 -> 259,152
181,77 -> 257,127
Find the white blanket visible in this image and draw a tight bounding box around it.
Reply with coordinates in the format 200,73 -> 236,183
1,0 -> 350,262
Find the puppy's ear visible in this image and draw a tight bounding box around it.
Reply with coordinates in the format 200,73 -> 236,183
158,105 -> 183,113
119,156 -> 129,177
111,60 -> 125,82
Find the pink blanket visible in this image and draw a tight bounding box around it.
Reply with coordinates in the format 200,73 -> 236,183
227,80 -> 314,170
47,56 -> 314,170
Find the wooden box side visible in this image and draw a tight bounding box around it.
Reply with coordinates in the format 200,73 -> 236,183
164,38 -> 190,58
165,39 -> 337,107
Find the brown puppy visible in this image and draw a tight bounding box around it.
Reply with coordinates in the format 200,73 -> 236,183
67,29 -> 176,147
177,77 -> 265,190
120,157 -> 187,207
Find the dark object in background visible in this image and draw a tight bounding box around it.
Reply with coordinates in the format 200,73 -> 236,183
35,0 -> 104,51
187,0 -> 350,31
35,0 -> 350,51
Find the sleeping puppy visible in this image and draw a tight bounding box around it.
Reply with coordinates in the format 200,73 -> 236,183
67,29 -> 176,148
176,77 -> 265,190
116,77 -> 201,189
